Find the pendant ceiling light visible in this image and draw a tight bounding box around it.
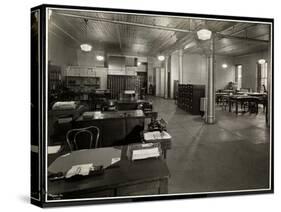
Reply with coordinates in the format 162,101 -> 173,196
222,64 -> 228,69
258,59 -> 266,64
96,55 -> 104,61
157,55 -> 165,61
80,19 -> 92,52
197,29 -> 212,40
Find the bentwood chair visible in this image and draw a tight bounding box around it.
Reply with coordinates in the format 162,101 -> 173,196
66,126 -> 100,151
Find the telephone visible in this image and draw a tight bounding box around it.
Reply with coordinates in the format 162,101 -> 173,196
148,118 -> 167,132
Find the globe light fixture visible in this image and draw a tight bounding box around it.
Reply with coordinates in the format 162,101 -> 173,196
197,29 -> 212,40
96,55 -> 104,61
157,55 -> 165,61
258,59 -> 266,64
222,64 -> 228,68
80,44 -> 92,52
80,19 -> 92,52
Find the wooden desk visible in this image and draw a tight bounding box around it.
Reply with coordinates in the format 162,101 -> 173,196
228,95 -> 260,115
74,110 -> 145,147
235,92 -> 266,97
117,100 -> 152,111
215,92 -> 228,104
47,145 -> 170,199
221,89 -> 235,93
141,131 -> 172,158
247,92 -> 267,97
48,105 -> 88,144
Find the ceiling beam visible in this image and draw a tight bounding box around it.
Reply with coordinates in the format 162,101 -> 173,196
54,12 -> 192,33
216,33 -> 269,43
51,22 -> 81,44
217,23 -> 269,43
219,23 -> 257,35
115,25 -> 123,51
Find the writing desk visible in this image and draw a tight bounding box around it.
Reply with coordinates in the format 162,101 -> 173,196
47,145 -> 170,199
74,110 -> 145,147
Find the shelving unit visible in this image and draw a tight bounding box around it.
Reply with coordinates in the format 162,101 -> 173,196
66,76 -> 100,93
48,64 -> 62,91
65,66 -> 101,93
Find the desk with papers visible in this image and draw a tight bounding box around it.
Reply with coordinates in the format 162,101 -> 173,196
47,143 -> 170,199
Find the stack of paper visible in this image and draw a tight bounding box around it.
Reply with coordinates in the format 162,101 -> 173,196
144,131 -> 171,141
132,147 -> 160,161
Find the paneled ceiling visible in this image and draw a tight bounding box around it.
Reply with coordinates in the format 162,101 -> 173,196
49,9 -> 270,57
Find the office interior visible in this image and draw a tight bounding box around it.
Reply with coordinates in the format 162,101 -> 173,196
45,9 -> 272,199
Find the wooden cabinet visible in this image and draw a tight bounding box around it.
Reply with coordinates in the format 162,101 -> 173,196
178,84 -> 205,115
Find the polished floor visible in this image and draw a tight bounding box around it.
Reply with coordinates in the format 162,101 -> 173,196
148,96 -> 271,194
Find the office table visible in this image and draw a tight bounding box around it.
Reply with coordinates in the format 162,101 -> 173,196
74,110 -> 145,147
142,131 -> 172,158
89,90 -> 111,110
237,92 -> 266,97
228,95 -> 260,114
215,92 -> 228,104
48,104 -> 89,144
47,145 -> 170,199
117,99 -> 152,111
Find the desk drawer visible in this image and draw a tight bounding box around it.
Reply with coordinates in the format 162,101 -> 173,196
63,189 -> 115,199
116,180 -> 160,196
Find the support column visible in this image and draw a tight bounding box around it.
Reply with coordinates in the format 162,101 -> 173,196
206,36 -> 215,124
164,56 -> 169,99
179,49 -> 183,84
266,26 -> 272,127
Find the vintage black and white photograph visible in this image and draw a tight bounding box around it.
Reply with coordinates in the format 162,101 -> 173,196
34,5 -> 273,205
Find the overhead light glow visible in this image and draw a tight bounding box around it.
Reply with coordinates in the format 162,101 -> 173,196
157,55 -> 165,61
96,55 -> 104,61
80,43 -> 92,52
137,62 -> 141,66
48,9 -> 52,20
184,42 -> 196,49
222,64 -> 228,68
197,29 -> 212,40
258,59 -> 266,64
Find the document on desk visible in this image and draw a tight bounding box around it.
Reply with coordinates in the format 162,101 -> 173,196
48,145 -> 61,154
144,131 -> 171,141
132,147 -> 160,161
111,157 -> 120,165
65,163 -> 93,179
48,148 -> 122,174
